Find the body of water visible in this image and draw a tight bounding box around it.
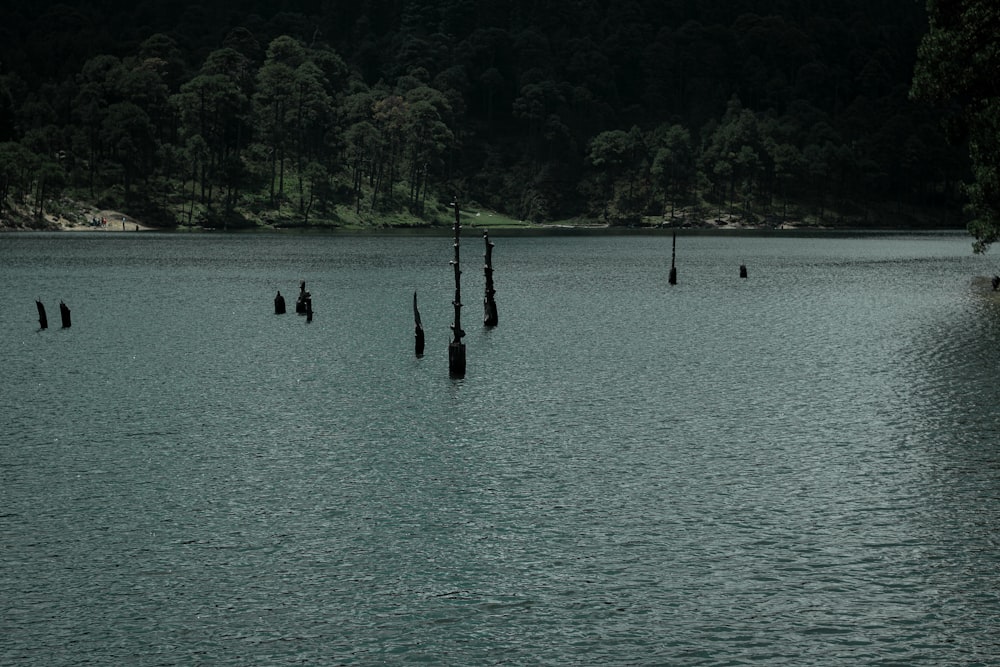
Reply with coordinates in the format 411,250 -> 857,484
2,231 -> 999,665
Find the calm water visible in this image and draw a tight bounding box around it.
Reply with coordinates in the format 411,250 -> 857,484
2,231 -> 1000,665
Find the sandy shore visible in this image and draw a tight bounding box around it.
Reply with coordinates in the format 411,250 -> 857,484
51,209 -> 155,232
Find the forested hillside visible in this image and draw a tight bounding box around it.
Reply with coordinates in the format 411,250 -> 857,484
0,0 -> 968,229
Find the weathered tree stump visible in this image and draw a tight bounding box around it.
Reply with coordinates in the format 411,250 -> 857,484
296,280 -> 307,314
483,230 -> 499,327
274,291 -> 286,314
449,339 -> 466,376
59,300 -> 71,328
668,232 -> 678,285
36,300 -> 47,329
295,280 -> 313,322
449,200 -> 466,377
413,291 -> 425,357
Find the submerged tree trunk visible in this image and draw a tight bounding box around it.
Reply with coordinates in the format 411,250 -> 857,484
483,230 -> 498,327
669,231 -> 678,285
449,200 -> 466,377
59,300 -> 71,328
413,291 -> 424,357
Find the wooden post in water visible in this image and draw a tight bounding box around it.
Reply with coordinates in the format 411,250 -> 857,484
36,300 -> 47,329
413,291 -> 425,357
59,300 -> 71,328
449,200 -> 466,377
274,290 -> 286,314
739,263 -> 748,279
296,281 -> 307,314
296,280 -> 313,322
668,231 -> 678,285
483,230 -> 498,327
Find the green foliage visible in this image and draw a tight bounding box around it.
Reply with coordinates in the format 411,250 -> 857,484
912,0 -> 1000,251
0,0 -> 970,230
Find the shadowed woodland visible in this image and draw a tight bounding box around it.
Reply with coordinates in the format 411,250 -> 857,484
0,0 -> 977,231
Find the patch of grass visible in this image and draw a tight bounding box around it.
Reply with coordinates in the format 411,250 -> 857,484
460,209 -> 529,228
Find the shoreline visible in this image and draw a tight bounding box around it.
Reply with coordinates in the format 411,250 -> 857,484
50,208 -> 156,232
2,221 -> 969,237
1,203 -> 967,236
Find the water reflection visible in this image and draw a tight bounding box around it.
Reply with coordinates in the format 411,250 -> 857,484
904,278 -> 1000,450
886,278 -> 1000,658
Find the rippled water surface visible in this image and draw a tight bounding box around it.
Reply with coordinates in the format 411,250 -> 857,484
3,231 -> 1000,665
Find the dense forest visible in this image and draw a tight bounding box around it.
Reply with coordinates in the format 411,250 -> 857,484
0,0 -> 974,230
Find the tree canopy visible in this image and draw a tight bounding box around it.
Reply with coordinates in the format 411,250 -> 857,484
912,0 -> 1000,251
0,0 -> 972,230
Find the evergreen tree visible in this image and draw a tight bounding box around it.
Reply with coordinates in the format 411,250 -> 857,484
912,0 -> 1000,250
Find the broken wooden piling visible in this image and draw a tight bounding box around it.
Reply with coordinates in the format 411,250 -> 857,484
668,232 -> 678,285
274,290 -> 286,314
449,200 -> 466,377
296,280 -> 312,322
59,300 -> 71,328
36,300 -> 47,329
296,281 -> 307,314
483,230 -> 498,327
413,291 -> 425,357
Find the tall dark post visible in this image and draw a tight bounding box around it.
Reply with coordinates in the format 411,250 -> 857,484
274,290 -> 286,314
483,230 -> 499,327
413,291 -> 425,357
449,200 -> 466,377
668,231 -> 678,285
36,300 -> 47,329
59,300 -> 71,328
739,263 -> 748,279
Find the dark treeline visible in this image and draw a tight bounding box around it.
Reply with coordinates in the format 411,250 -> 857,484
0,0 -> 968,229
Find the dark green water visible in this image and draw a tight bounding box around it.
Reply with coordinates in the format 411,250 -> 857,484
2,231 -> 999,665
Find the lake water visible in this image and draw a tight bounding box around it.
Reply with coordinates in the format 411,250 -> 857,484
2,230 -> 1000,665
